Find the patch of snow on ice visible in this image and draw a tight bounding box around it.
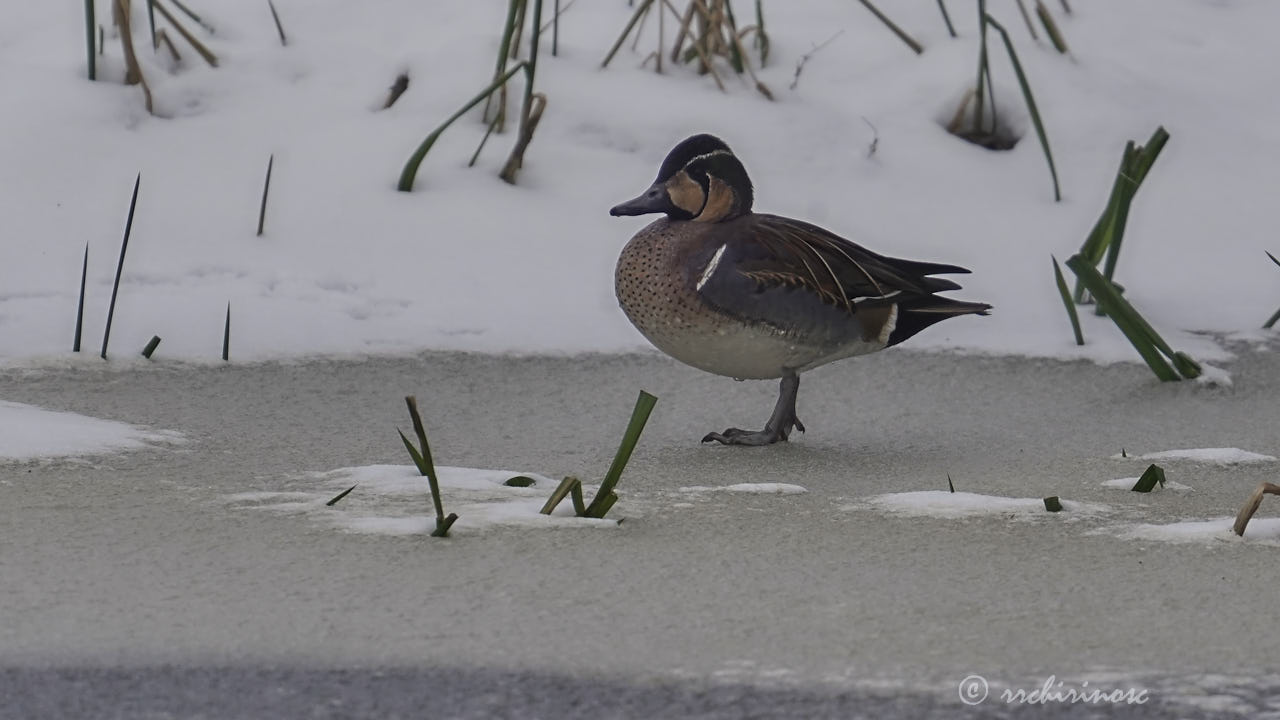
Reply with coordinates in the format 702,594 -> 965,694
1112,448 -> 1276,465
848,491 -> 1107,519
680,483 -> 808,495
1194,363 -> 1233,387
1110,517 -> 1280,547
0,400 -> 183,462
1101,477 -> 1194,493
227,464 -> 619,535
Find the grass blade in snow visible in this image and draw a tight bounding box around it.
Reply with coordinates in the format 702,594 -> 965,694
101,174 -> 141,360
936,0 -> 956,38
1075,128 -> 1169,302
326,484 -> 357,506
856,0 -> 923,55
222,302 -> 231,361
1265,251 -> 1280,329
267,0 -> 288,46
1065,254 -> 1190,381
1052,255 -> 1084,345
400,395 -> 454,536
398,61 -> 528,191
584,390 -> 657,518
73,243 -> 88,352
985,14 -> 1060,201
85,0 -> 96,80
257,154 -> 273,236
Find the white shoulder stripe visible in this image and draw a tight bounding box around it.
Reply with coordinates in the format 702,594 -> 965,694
696,243 -> 728,292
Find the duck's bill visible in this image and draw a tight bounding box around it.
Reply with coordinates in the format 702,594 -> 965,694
609,185 -> 670,216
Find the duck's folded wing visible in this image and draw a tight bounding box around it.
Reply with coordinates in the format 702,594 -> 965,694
727,214 -> 973,310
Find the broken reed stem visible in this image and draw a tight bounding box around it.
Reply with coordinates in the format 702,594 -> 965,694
670,1 -> 695,63
170,0 -> 213,33
499,0 -> 544,184
539,0 -> 578,34
721,3 -> 772,99
85,0 -> 97,80
1058,0 -> 1072,15
153,0 -> 218,66
499,93 -> 546,182
855,0 -> 923,55
157,28 -> 182,62
509,0 -> 528,60
101,174 -> 141,360
754,0 -> 769,65
141,335 -> 161,358
73,244 -> 89,352
468,113 -> 502,167
1035,0 -> 1069,54
257,154 -> 273,237
147,0 -> 157,49
936,0 -> 956,38
1233,482 -> 1280,537
603,0 -> 655,68
383,73 -> 409,109
552,0 -> 559,56
116,0 -> 155,114
485,0 -> 522,129
631,0 -> 652,52
221,302 -> 230,361
1016,0 -> 1039,40
790,29 -> 843,90
539,475 -> 581,515
266,0 -> 287,46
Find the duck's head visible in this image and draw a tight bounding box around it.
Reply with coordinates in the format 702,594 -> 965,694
610,134 -> 754,223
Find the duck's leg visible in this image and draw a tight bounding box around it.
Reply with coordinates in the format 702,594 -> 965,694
702,372 -> 805,446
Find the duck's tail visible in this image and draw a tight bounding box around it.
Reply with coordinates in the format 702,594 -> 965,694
887,296 -> 992,347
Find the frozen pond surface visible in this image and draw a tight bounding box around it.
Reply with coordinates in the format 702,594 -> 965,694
3,348 -> 1279,718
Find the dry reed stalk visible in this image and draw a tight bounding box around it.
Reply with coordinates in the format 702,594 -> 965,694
154,0 -> 218,66
115,0 -> 155,114
1233,482 -> 1280,537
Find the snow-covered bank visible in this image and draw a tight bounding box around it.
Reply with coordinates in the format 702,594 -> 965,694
2,1 -> 1278,367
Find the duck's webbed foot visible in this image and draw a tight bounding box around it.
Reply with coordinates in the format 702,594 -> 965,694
701,373 -> 804,446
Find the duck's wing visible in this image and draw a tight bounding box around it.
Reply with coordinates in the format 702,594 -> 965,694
731,214 -> 972,312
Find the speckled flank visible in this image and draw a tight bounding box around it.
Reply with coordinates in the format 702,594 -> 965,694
615,219 -> 884,380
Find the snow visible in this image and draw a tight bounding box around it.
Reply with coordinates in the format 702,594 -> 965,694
1100,477 -> 1194,493
1109,517 -> 1280,547
680,483 -> 808,495
3,1 -> 1279,368
847,491 -> 1107,520
0,400 -> 182,462
1112,448 -> 1277,465
226,464 -> 619,535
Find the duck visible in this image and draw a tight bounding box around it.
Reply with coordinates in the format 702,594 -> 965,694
610,133 -> 991,446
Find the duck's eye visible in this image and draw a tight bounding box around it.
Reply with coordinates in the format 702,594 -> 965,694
648,188 -> 665,200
